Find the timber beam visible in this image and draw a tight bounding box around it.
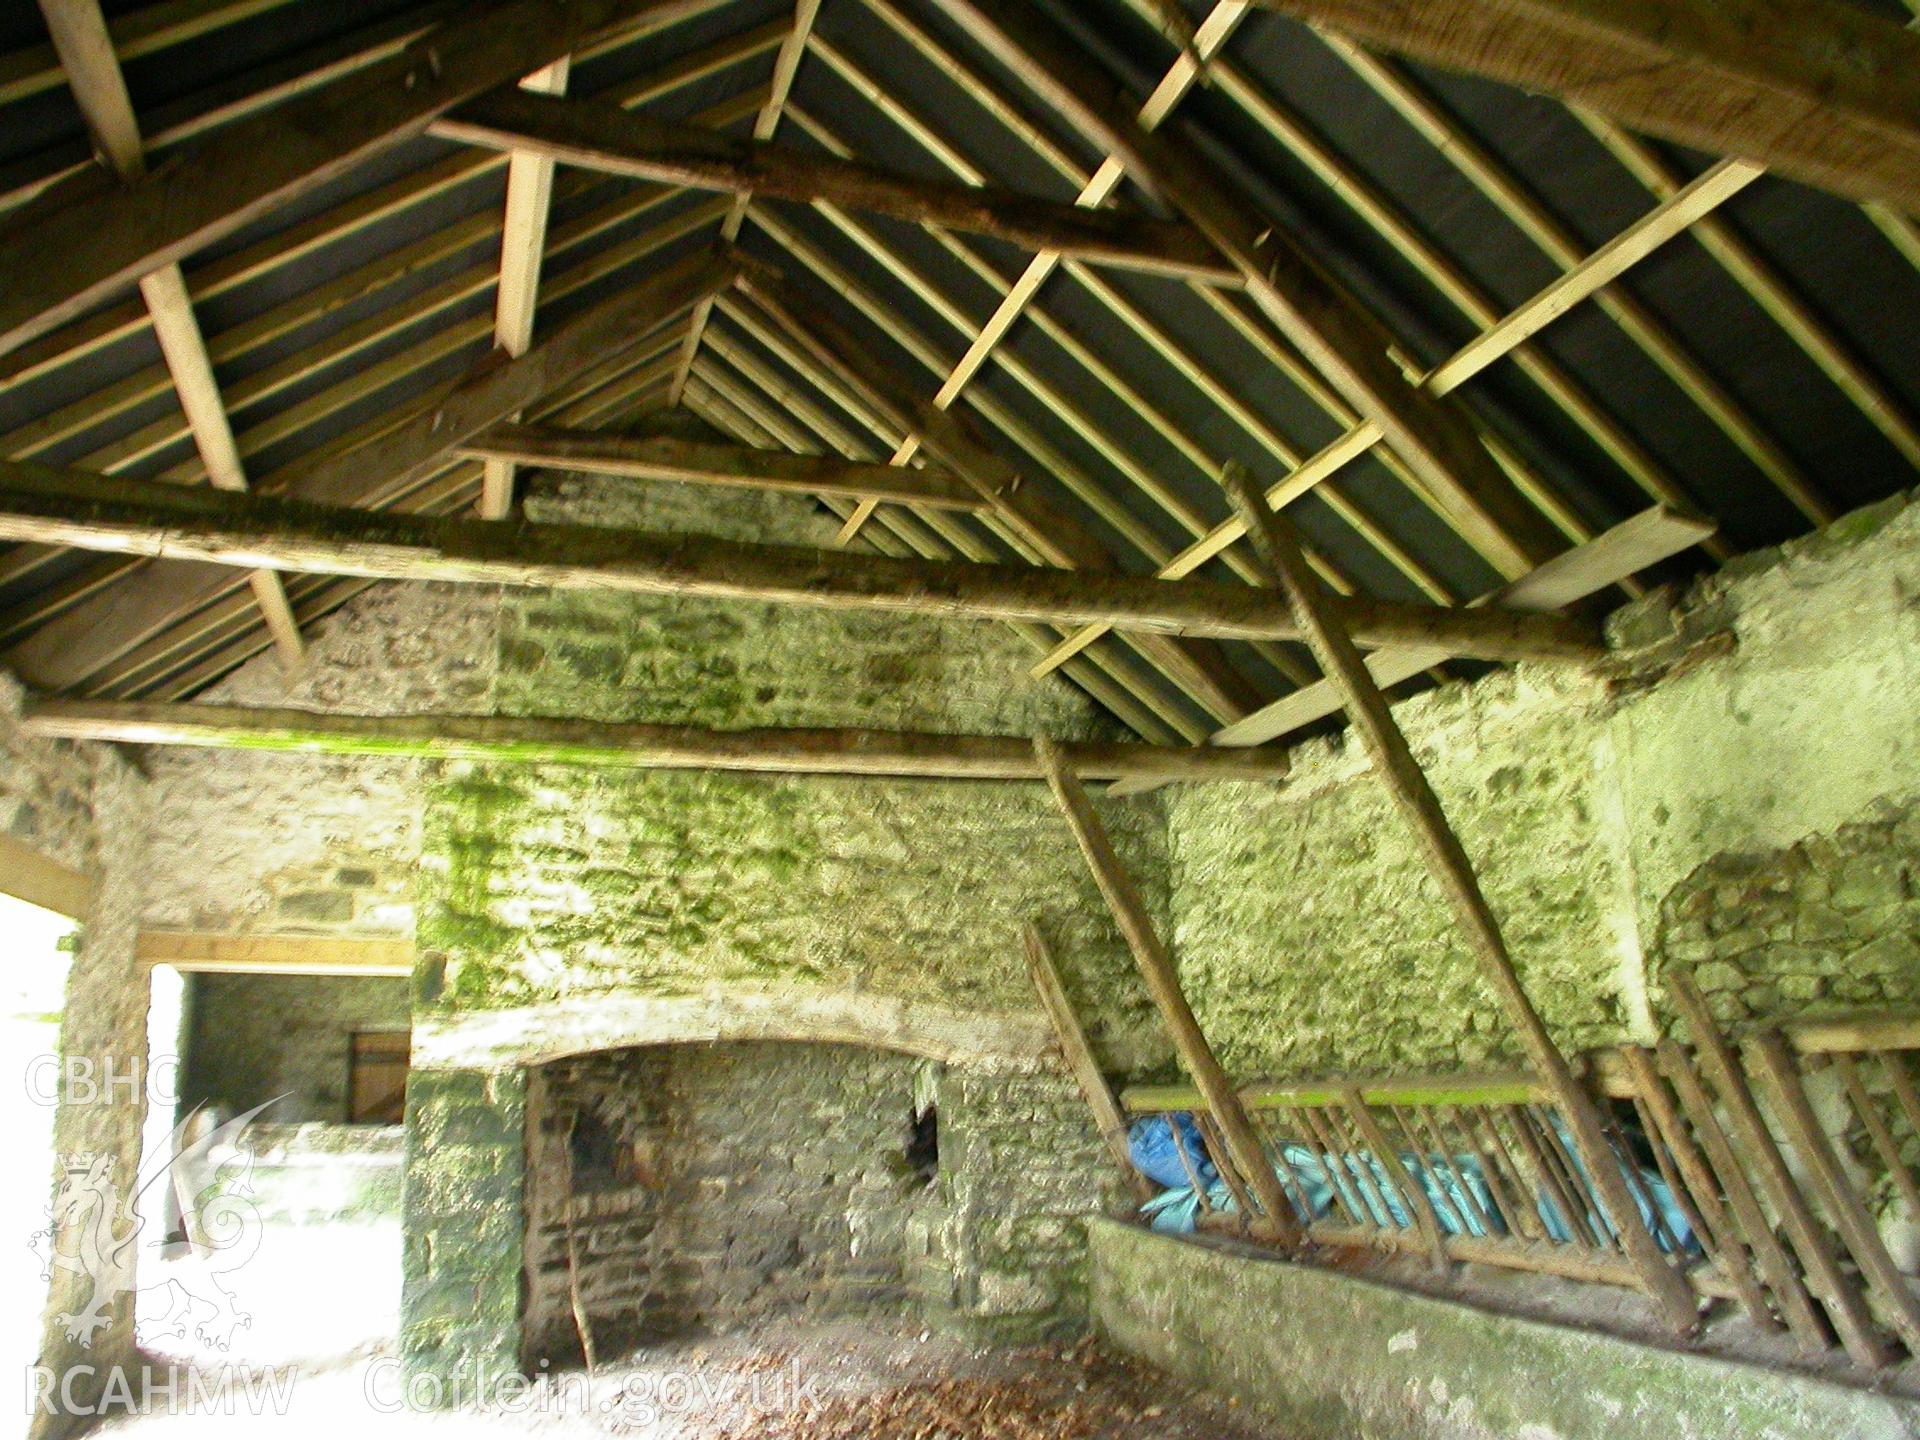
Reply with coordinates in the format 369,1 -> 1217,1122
22,700 -> 1293,784
458,422 -> 989,510
431,89 -> 1238,283
1241,0 -> 1920,216
0,461 -> 1602,664
2,248 -> 734,692
1219,462 -> 1699,1332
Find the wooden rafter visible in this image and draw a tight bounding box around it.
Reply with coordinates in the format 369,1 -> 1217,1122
0,7 -> 769,397
479,54 -> 572,520
38,0 -> 304,669
23,699 -> 1293,783
0,0 -> 684,356
1240,0 -> 1920,213
930,0 -> 1566,579
672,0 -> 820,407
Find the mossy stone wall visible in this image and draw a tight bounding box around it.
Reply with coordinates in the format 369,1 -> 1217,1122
414,472 -> 1171,1072
1167,490 -> 1920,1080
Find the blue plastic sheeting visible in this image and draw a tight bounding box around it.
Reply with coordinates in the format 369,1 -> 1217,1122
1127,1115 -> 1698,1255
1129,1111 -> 1218,1191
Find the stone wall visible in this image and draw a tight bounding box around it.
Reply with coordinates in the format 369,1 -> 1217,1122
181,973 -> 409,1123
139,581 -> 499,940
393,472 -> 1159,1390
1169,666 -> 1628,1079
1167,489 -> 1920,1078
522,1042 -> 939,1358
3,675 -> 152,1438
927,1067 -> 1133,1344
400,1066 -> 525,1397
415,472 -> 1171,1069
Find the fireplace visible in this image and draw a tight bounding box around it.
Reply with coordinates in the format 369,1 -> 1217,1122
399,1017 -> 1123,1395
521,1042 -> 943,1361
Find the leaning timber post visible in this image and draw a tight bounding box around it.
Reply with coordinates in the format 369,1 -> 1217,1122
1219,463 -> 1698,1333
1034,735 -> 1304,1244
1023,922 -> 1156,1205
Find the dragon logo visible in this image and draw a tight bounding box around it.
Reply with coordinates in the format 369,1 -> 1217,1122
30,1099 -> 280,1351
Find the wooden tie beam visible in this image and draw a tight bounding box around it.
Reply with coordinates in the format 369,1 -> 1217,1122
432,89 -> 1237,284
22,699 -> 1294,784
459,423 -> 989,510
1218,461 -> 1697,1332
0,461 -> 1602,663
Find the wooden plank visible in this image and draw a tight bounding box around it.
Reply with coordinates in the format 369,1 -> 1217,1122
39,0 -> 305,668
21,699 -> 1295,783
0,0 -> 684,358
1219,461 -> 1698,1332
1194,504 -> 1715,754
1024,922 -> 1155,1203
459,423 -> 988,509
1122,1070 -> 1544,1113
1747,1033 -> 1920,1354
929,0 -> 1566,580
432,90 -> 1236,283
480,54 -> 572,520
669,0 -> 822,406
1667,972 -> 1887,1366
1035,734 -> 1304,1241
0,832 -> 92,918
1241,0 -> 1920,214
0,461 -> 1605,661
1785,1013 -> 1920,1057
135,929 -> 414,976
